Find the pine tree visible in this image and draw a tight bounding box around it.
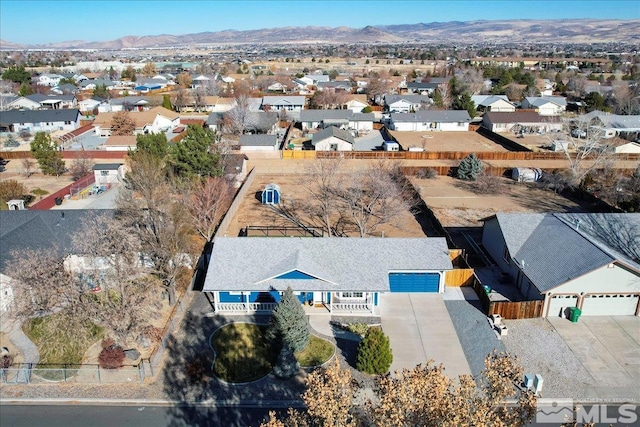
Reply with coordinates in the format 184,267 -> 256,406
268,287 -> 309,353
162,94 -> 172,111
30,132 -> 65,176
356,326 -> 392,374
168,125 -> 220,178
457,153 -> 484,181
272,343 -> 300,379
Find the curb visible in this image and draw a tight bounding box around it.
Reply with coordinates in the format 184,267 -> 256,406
0,398 -> 306,408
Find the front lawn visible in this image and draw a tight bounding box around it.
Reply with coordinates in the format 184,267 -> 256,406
211,323 -> 277,383
211,323 -> 335,382
295,335 -> 335,367
23,312 -> 105,366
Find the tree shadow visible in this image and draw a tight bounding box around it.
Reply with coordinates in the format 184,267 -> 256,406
161,293 -> 306,427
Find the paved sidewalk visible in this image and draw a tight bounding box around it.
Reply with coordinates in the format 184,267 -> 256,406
379,293 -> 471,379
0,315 -> 39,365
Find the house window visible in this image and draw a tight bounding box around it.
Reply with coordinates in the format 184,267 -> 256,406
65,121 -> 71,125
100,170 -> 109,176
502,246 -> 510,262
340,292 -> 364,299
228,291 -> 242,295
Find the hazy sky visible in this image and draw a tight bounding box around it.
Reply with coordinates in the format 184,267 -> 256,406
1,0 -> 639,45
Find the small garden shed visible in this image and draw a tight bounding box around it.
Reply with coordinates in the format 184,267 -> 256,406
261,183 -> 281,205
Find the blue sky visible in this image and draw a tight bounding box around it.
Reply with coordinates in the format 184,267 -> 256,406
1,0 -> 639,45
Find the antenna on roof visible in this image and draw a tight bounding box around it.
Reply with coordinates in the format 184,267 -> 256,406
575,219 -> 580,231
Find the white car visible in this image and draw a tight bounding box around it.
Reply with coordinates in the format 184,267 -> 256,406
571,129 -> 587,138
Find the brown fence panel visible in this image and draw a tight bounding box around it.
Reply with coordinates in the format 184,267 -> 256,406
445,268 -> 475,287
214,167 -> 257,239
488,300 -> 544,319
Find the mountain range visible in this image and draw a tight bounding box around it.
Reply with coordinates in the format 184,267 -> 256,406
3,19 -> 639,49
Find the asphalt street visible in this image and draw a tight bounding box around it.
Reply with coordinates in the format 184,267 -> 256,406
0,404 -> 286,427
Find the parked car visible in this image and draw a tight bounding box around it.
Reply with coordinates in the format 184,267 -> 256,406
571,128 -> 587,138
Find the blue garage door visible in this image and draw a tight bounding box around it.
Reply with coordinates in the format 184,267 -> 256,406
389,273 -> 440,293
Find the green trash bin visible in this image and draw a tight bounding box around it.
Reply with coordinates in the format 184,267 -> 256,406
569,307 -> 582,323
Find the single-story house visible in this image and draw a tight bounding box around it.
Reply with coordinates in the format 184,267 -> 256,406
613,141 -> 640,154
93,163 -> 125,185
299,110 -> 374,133
317,81 -> 353,92
481,213 -> 640,317
261,96 -> 306,112
342,95 -> 370,114
311,126 -> 354,151
406,81 -> 440,95
238,134 -> 279,152
471,95 -> 516,113
384,94 -> 432,113
78,97 -> 107,113
0,109 -> 81,133
202,237 -> 453,314
482,111 -> 563,133
92,106 -> 180,137
521,96 -> 567,116
98,96 -> 150,113
389,110 -> 471,132
575,111 -> 640,137
103,135 -> 137,151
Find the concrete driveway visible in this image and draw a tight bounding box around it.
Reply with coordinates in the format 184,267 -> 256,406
548,316 -> 640,400
379,293 -> 471,379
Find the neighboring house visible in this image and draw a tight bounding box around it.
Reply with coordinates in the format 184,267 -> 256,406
305,74 -> 330,84
384,94 -> 432,113
51,83 -> 81,95
521,96 -> 567,116
311,126 -> 354,151
0,273 -> 15,316
26,94 -> 78,110
481,111 -> 562,133
471,95 -> 516,113
267,82 -> 287,93
613,141 -> 640,154
93,163 -> 125,184
99,96 -> 150,113
342,95 -> 370,113
103,135 -> 137,151
6,96 -> 41,110
406,81 -> 440,94
78,97 -> 106,114
481,213 -> 640,317
238,134 -> 279,152
389,110 -> 471,132
201,237 -> 453,314
0,210 -> 115,313
353,130 -> 386,151
79,79 -> 116,91
299,110 -> 374,133
92,106 -> 180,136
575,111 -> 640,138
261,96 -> 306,112
36,73 -> 63,87
0,109 -> 81,133
316,81 -> 353,92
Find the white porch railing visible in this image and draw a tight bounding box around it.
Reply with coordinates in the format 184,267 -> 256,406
215,302 -> 277,312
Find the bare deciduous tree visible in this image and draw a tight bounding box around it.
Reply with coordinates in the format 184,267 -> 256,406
68,150 -> 94,181
20,158 -> 35,178
222,94 -> 256,135
185,176 -> 234,242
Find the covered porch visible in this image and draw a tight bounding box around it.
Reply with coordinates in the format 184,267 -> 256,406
206,290 -> 378,315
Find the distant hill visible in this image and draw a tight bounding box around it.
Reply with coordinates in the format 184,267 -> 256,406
2,19 -> 638,49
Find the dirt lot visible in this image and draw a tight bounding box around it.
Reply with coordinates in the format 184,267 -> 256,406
389,130 -> 509,152
409,175 -> 589,227
224,173 -> 427,238
0,157 -> 122,207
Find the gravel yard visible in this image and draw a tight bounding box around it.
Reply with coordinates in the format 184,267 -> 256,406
501,318 -> 594,399
444,300 -> 506,379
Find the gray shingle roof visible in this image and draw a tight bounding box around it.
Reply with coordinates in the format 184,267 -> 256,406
239,134 -> 277,147
0,109 -> 80,125
390,110 -> 471,123
353,130 -> 385,151
493,213 -> 640,293
312,126 -> 355,145
384,94 -> 432,106
0,210 -> 113,273
203,237 -> 452,292
300,110 -> 353,122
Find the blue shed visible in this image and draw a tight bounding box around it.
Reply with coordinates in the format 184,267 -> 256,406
261,183 -> 281,205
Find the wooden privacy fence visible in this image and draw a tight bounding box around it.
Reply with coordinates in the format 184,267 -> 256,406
214,167 -> 257,239
0,150 -> 128,160
445,268 -> 475,287
471,275 -> 543,319
488,300 -> 544,319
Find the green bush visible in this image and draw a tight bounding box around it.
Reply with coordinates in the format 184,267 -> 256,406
356,327 -> 392,374
346,323 -> 369,337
